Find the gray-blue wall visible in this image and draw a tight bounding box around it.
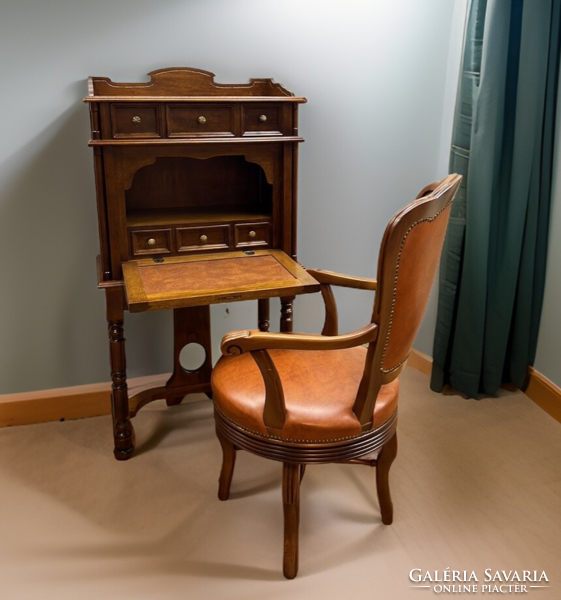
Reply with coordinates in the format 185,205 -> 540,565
534,76 -> 561,386
0,0 -> 474,394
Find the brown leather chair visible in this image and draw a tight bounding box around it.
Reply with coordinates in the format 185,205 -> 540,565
211,174 -> 462,578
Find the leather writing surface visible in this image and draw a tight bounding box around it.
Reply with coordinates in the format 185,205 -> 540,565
139,255 -> 294,296
122,250 -> 320,311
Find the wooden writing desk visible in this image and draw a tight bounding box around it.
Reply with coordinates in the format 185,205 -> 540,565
86,68 -> 315,459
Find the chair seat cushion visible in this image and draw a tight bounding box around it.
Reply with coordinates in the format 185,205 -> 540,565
211,346 -> 398,442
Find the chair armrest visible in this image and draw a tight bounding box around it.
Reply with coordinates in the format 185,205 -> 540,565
306,268 -> 377,291
221,323 -> 378,356
304,269 -> 377,336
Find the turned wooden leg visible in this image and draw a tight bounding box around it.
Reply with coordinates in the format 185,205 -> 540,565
216,426 -> 237,501
376,432 -> 398,524
280,296 -> 295,333
282,462 -> 301,579
258,298 -> 270,332
106,286 -> 134,461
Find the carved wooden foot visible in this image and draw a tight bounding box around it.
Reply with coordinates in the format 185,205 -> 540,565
112,418 -> 135,460
166,396 -> 185,407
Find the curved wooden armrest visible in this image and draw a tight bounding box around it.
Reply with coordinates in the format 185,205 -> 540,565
306,268 -> 377,291
221,323 -> 378,356
304,269 -> 376,336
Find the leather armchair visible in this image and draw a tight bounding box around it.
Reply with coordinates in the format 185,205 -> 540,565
211,174 -> 462,578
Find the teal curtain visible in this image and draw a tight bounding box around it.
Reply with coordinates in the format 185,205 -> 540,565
431,0 -> 561,397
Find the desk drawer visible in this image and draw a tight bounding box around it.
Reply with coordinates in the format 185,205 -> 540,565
167,104 -> 235,138
242,104 -> 283,136
177,225 -> 230,252
234,222 -> 270,248
111,104 -> 162,139
131,228 -> 172,256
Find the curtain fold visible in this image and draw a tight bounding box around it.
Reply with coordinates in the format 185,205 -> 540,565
431,0 -> 561,397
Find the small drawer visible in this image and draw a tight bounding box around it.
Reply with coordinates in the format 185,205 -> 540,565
111,104 -> 162,139
234,222 -> 270,248
130,229 -> 172,256
167,104 -> 235,137
177,225 -> 230,253
242,104 -> 282,136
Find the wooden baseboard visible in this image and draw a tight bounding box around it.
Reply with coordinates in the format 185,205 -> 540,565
524,367 -> 561,424
408,349 -> 561,425
407,348 -> 433,376
0,374 -> 169,428
2,354 -> 560,428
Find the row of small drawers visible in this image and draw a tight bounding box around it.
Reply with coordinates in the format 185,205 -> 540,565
111,103 -> 287,139
130,221 -> 270,257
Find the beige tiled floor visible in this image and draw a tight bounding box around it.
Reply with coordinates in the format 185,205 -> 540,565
1,367 -> 560,599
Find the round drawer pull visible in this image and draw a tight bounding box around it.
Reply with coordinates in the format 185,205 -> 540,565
248,230 -> 257,239
147,238 -> 156,246
132,116 -> 141,124
197,116 -> 207,125
200,234 -> 208,243
259,115 -> 267,122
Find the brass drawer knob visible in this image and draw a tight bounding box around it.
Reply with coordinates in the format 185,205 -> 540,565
248,230 -> 257,238
147,238 -> 156,246
197,116 -> 207,125
259,115 -> 267,122
200,234 -> 208,243
132,116 -> 141,124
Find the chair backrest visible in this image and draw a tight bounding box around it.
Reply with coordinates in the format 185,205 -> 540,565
353,174 -> 462,425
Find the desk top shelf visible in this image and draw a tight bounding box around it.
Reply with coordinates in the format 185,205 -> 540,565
85,67 -> 307,101
86,67 -> 305,281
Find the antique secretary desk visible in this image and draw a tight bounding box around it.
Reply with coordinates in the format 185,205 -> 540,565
85,68 -> 319,459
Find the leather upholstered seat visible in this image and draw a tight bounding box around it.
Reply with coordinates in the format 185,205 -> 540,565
211,174 -> 462,578
213,347 -> 399,441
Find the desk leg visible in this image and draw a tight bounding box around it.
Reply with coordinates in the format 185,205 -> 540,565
106,286 -> 134,461
280,296 -> 295,333
258,299 -> 270,332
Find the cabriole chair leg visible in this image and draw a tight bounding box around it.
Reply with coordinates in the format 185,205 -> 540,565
376,432 -> 398,525
282,462 -> 301,579
216,427 -> 237,501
